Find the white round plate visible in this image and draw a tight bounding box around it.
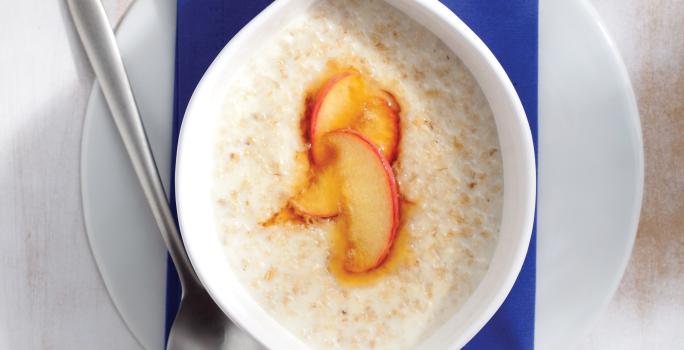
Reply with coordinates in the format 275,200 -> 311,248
80,0 -> 643,349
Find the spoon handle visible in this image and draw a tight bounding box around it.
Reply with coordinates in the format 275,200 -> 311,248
67,0 -> 198,289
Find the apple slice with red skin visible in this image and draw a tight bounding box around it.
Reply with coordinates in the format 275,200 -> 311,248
323,129 -> 399,273
309,72 -> 365,163
354,96 -> 400,162
289,166 -> 340,218
309,73 -> 400,164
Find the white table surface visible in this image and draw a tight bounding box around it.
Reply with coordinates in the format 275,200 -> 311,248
1,0 -> 682,348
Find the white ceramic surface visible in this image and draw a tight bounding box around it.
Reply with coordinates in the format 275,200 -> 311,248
536,0 -> 643,349
80,0 -> 643,349
175,0 -> 535,349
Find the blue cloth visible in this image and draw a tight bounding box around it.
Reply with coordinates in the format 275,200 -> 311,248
169,1 -> 537,349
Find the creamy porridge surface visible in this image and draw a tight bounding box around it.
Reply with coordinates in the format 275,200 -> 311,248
212,0 -> 503,349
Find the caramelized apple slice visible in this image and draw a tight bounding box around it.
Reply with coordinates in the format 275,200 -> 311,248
310,73 -> 400,163
289,167 -> 340,218
355,96 -> 400,161
324,129 -> 399,272
310,73 -> 367,163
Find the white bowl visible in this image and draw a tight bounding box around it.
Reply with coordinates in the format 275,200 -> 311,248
175,0 -> 536,348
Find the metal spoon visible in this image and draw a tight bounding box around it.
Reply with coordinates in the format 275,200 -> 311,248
67,0 -> 233,348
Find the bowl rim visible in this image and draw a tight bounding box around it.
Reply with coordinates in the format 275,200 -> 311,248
175,0 -> 536,348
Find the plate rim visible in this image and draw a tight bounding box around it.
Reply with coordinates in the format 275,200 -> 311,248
79,1 -> 159,349
561,0 -> 644,345
81,83 -> 149,350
